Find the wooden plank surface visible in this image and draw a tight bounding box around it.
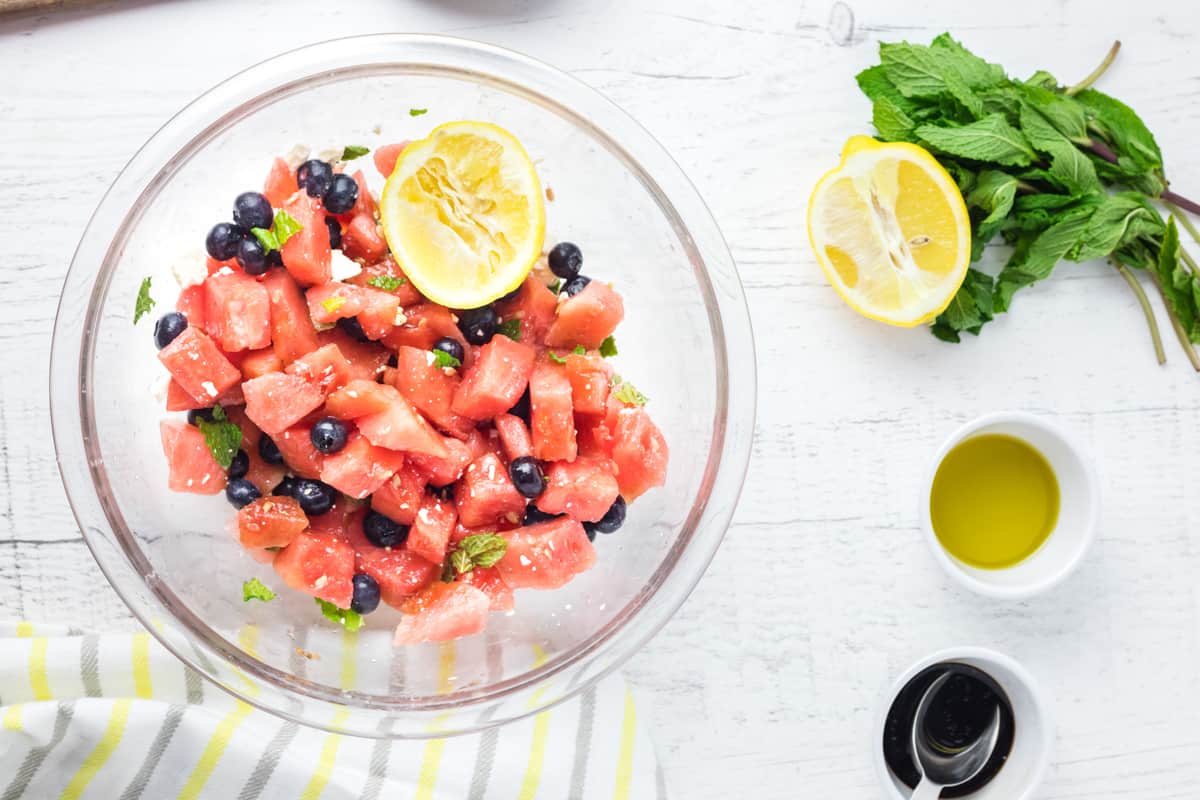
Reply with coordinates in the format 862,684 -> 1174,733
3,0 -> 1199,796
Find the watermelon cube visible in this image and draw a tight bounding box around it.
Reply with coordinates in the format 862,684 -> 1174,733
355,386 -> 449,459
262,270 -> 320,365
307,498 -> 349,537
317,328 -> 391,382
529,359 -> 577,462
263,156 -> 299,207
373,142 -> 407,179
160,420 -> 226,495
237,496 -> 308,549
611,408 -> 669,500
564,351 -> 612,416
407,494 -> 456,565
454,453 -> 526,528
349,257 -> 423,307
545,281 -> 624,350
497,518 -> 596,590
370,463 -> 426,526
458,567 -> 515,612
325,379 -> 396,419
273,424 -> 324,479
320,431 -> 406,499
496,277 -> 558,345
165,379 -> 209,412
280,193 -> 332,286
203,270 -> 271,352
305,283 -> 399,338
273,530 -> 355,608
451,335 -> 536,421
386,346 -> 475,439
240,348 -> 283,380
393,582 -> 490,645
349,170 -> 378,220
493,413 -> 533,461
346,513 -> 440,607
284,343 -> 352,395
406,435 -> 473,487
158,326 -> 242,404
383,304 -> 468,354
242,372 -> 325,434
175,285 -> 207,331
342,214 -> 388,263
536,458 -> 619,523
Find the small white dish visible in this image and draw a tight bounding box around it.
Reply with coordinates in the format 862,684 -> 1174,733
873,646 -> 1054,800
920,411 -> 1100,599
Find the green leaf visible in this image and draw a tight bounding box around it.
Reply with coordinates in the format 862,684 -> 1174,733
197,405 -> 242,470
929,33 -> 1007,89
612,378 -> 648,406
251,227 -> 279,253
1023,70 -> 1059,90
409,108 -> 428,117
935,268 -> 995,335
1016,84 -> 1089,143
573,345 -> 587,355
367,275 -> 407,291
242,578 -> 277,603
432,349 -> 461,369
341,145 -> 370,160
1075,88 -> 1163,175
450,548 -> 474,577
916,115 -> 1036,166
1070,193 -> 1163,262
856,64 -> 918,113
547,279 -> 562,295
1047,143 -> 1102,196
547,351 -> 568,365
497,318 -> 521,341
965,170 -> 1018,258
1151,218 -> 1199,339
134,276 -> 156,324
872,96 -> 918,142
878,41 -> 986,118
995,208 -> 1095,310
315,598 -> 363,632
458,533 -> 507,569
599,336 -> 618,357
273,209 -> 303,247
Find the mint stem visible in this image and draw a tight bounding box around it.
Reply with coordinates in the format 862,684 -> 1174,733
1066,40 -> 1121,95
1170,207 -> 1200,246
1086,138 -> 1120,165
1114,261 -> 1166,365
1148,272 -> 1200,371
1162,190 -> 1200,218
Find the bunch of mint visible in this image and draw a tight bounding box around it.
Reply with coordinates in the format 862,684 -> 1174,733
858,34 -> 1200,367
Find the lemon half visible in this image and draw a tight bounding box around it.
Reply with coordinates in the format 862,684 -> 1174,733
807,136 -> 970,327
379,121 -> 546,309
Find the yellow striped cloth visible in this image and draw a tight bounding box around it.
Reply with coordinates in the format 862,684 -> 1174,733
0,622 -> 667,799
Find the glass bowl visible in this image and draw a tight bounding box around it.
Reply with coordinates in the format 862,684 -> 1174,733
50,34 -> 755,738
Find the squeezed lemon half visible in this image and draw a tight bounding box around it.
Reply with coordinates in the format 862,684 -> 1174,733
379,121 -> 546,309
807,136 -> 971,327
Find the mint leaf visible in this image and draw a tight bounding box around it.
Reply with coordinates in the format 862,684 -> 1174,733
456,533 -> 507,571
1151,218 -> 1198,339
251,227 -> 279,253
916,115 -> 1036,167
273,210 -> 303,246
1071,193 -> 1162,263
872,96 -> 918,142
547,351 -> 568,365
1074,88 -> 1163,175
929,33 -> 1006,89
935,268 -> 995,339
995,207 -> 1096,311
314,598 -> 363,632
965,170 -> 1018,258
497,318 -> 521,341
341,145 -> 370,160
432,349 -> 461,368
878,41 -> 984,117
367,275 -> 407,291
450,548 -> 473,577
1017,84 -> 1089,144
134,277 -> 155,324
243,578 -> 276,602
599,336 -> 618,357
572,345 -> 587,355
409,108 -> 428,117
612,378 -> 648,406
548,279 -> 562,294
197,405 -> 242,470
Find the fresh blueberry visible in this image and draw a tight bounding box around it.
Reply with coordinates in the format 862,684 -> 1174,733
523,505 -> 559,526
226,478 -> 261,509
205,222 -> 245,261
228,449 -> 249,480
272,475 -> 298,497
325,216 -> 342,250
548,242 -> 583,279
363,510 -> 408,548
236,236 -> 270,275
350,573 -> 381,614
258,436 -> 284,465
563,275 -> 591,297
293,479 -> 336,516
323,173 -> 359,214
337,316 -> 371,343
432,336 -> 464,364
507,388 -> 531,424
296,159 -> 334,198
499,284 -> 523,303
457,306 -> 498,345
233,191 -> 273,231
585,496 -> 627,537
387,352 -> 399,368
310,417 -> 348,454
508,456 -> 545,499
153,311 -> 188,349
187,408 -> 216,426
266,248 -> 283,267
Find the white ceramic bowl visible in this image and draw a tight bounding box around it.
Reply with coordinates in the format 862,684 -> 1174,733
873,647 -> 1054,800
920,412 -> 1100,599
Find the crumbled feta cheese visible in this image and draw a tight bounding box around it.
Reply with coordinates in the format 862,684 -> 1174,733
201,380 -> 218,397
314,144 -> 343,163
314,575 -> 328,589
329,250 -> 362,282
393,309 -> 408,326
284,144 -> 311,170
215,266 -> 236,277
150,374 -> 170,404
171,250 -> 209,288
519,555 -> 531,566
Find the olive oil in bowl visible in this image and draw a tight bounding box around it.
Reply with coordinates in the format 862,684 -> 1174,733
930,434 -> 1060,569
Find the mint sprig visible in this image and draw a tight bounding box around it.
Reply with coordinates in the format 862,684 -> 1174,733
315,598 -> 363,632
243,578 -> 277,603
497,318 -> 521,341
611,375 -> 648,406
341,145 -> 370,161
367,275 -> 407,291
134,277 -> 155,324
251,210 -> 304,252
599,336 -> 618,357
432,349 -> 461,369
197,405 -> 242,469
443,533 -> 507,581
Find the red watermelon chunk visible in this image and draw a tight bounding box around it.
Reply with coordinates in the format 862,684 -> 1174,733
407,436 -> 473,487
387,346 -> 475,439
321,431 -> 406,499
242,372 -> 325,434
305,282 -> 399,335
529,359 -> 577,462
175,285 -> 207,331
373,142 -> 407,179
225,408 -> 287,493
451,335 -> 536,421
536,458 -> 619,523
455,453 -> 526,528
263,156 -> 299,208
160,420 -> 226,495
370,463 -> 426,526
496,277 -> 558,345
240,347 -> 283,380
262,270 -> 319,364
355,386 -> 449,459
272,530 -> 355,608
317,328 -> 391,382
493,414 -> 533,461
407,494 -> 456,564
342,214 -> 389,263
346,513 -> 440,607
325,379 -> 395,419
284,343 -> 352,395
307,498 -> 349,537
545,281 -> 625,350
280,193 -> 332,286
564,351 -> 612,416
393,582 -> 490,645
165,379 -> 209,412
458,567 -> 514,612
203,270 -> 271,352
349,257 -> 423,307
497,518 -> 596,590
611,408 -> 669,500
158,327 -> 242,405
237,496 -> 308,549
383,304 -> 468,354
273,424 -> 324,479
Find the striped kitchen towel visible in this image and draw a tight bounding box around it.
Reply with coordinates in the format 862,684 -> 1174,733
0,622 -> 667,799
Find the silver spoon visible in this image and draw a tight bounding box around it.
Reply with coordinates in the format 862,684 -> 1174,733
909,671 -> 1002,800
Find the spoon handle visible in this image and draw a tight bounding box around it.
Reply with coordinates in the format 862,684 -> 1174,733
910,778 -> 944,800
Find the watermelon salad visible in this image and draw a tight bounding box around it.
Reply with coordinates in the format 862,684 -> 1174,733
146,144 -> 669,645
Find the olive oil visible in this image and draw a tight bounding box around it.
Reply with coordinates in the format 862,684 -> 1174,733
930,434 -> 1059,569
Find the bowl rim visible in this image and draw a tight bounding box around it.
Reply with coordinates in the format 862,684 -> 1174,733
49,33 -> 757,734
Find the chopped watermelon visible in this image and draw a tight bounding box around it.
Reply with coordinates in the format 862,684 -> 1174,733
382,304 -> 468,354
320,431 -> 406,499
348,257 -> 423,307
226,407 -> 287,493
458,567 -> 515,612
160,420 -> 226,495
406,436 -> 473,486
242,372 -> 326,434
563,351 -> 612,416
493,413 -> 533,461
451,335 -> 536,421
373,142 -> 407,178
496,277 -> 558,344
325,378 -> 394,419
355,385 -> 450,458
165,379 -> 209,412
261,270 -> 320,365
350,170 -> 378,220
536,458 -> 619,523
455,453 -> 526,528
317,328 -> 391,382
529,359 -> 577,462
175,285 -> 207,331
497,518 -> 596,590
305,283 -> 400,339
307,497 -> 349,537
342,215 -> 388,263
263,156 -> 299,207
273,424 -> 324,479
280,193 -> 332,286
237,496 -> 308,549
393,582 -> 490,645
611,408 -> 669,500
240,348 -> 283,379
273,530 -> 355,608
545,281 -> 625,349
370,463 -> 426,525
386,346 -> 475,438
407,494 -> 456,564
203,270 -> 271,352
346,513 -> 440,607
284,343 -> 352,395
158,326 -> 242,404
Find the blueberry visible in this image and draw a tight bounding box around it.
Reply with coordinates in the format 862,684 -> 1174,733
272,475 -> 298,497
293,479 -> 336,516
205,222 -> 245,261
350,573 -> 381,614
337,316 -> 371,343
432,336 -> 464,364
187,407 -> 216,426
563,275 -> 591,297
228,449 -> 249,480
585,496 -> 627,536
226,478 -> 261,509
296,159 -> 334,198
363,510 -> 408,548
267,248 -> 283,267
387,352 -> 399,368
548,242 -> 583,279
310,417 -> 348,454
153,311 -> 188,349
258,436 -> 284,465
499,284 -> 523,303
325,216 -> 342,250
457,306 -> 498,345
523,505 -> 559,526
236,236 -> 270,275
508,456 -> 545,499
323,173 -> 359,214
233,191 -> 273,231
507,388 -> 531,424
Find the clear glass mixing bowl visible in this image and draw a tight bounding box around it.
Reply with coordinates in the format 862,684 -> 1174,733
50,34 -> 755,738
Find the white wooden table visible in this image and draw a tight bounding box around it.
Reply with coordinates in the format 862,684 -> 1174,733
4,0 -> 1200,797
